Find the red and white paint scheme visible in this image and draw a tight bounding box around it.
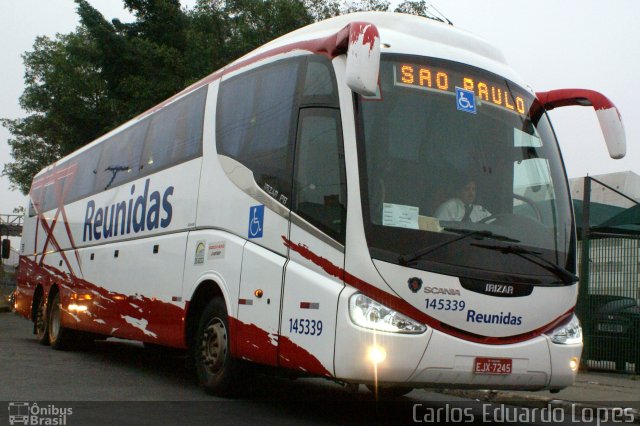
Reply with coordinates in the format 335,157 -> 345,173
15,12 -> 625,396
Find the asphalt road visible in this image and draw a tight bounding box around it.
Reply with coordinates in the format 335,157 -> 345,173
0,311 -> 614,426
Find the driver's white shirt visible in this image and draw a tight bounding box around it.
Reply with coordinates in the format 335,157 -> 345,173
435,198 -> 491,222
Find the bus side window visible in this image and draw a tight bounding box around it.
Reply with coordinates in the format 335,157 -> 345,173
217,59 -> 301,208
303,58 -> 337,100
293,108 -> 346,243
95,122 -> 147,191
69,145 -> 100,202
140,86 -> 206,175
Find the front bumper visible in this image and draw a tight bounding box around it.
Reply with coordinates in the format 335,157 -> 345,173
334,288 -> 582,390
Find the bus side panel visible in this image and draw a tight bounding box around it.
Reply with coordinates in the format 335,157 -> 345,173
279,227 -> 346,377
15,255 -> 51,320
73,233 -> 188,347
196,79 -> 289,259
25,159 -> 201,256
235,241 -> 285,366
280,260 -> 342,377
19,213 -> 37,263
18,159 -> 201,347
16,212 -> 38,319
182,230 -> 246,331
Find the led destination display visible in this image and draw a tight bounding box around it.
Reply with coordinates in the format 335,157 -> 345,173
395,62 -> 530,116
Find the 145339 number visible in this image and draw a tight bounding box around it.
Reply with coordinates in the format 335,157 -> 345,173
289,318 -> 323,336
425,298 -> 465,311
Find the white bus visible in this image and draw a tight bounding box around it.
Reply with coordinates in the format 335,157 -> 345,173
15,12 -> 626,396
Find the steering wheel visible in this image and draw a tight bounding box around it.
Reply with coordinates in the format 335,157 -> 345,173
513,193 -> 542,221
479,194 -> 542,224
478,213 -> 511,224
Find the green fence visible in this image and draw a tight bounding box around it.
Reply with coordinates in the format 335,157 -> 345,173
575,177 -> 640,373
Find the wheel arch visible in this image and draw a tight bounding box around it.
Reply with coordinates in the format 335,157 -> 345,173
31,285 -> 45,322
185,279 -> 229,351
31,282 -> 63,322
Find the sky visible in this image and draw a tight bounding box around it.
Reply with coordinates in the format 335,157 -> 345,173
1,0 -> 639,218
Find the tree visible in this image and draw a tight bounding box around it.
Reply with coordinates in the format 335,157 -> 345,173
3,0 -> 432,194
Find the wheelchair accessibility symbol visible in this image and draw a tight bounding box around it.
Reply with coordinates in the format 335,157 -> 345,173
455,87 -> 477,114
248,205 -> 264,239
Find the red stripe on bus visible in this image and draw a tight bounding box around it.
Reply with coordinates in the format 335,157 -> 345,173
228,317 -> 332,377
282,236 -> 573,345
17,256 -> 186,348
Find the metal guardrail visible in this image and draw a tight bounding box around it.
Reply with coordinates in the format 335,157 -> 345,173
0,214 -> 23,237
0,214 -> 23,226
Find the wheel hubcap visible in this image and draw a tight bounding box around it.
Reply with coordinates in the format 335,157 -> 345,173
200,318 -> 227,375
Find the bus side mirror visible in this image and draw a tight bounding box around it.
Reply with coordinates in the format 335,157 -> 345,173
336,22 -> 381,96
536,89 -> 626,159
1,239 -> 10,259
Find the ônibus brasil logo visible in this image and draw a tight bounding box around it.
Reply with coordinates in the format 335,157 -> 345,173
8,402 -> 73,425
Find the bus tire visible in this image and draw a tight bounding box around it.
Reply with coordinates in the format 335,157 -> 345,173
48,292 -> 75,350
34,295 -> 49,345
194,297 -> 238,396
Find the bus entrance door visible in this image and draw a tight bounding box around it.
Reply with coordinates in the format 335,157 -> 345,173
278,108 -> 347,376
235,241 -> 285,366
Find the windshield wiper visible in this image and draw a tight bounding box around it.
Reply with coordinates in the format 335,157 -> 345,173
398,229 -> 519,266
472,243 -> 579,285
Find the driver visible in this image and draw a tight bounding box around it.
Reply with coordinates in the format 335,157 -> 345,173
435,177 -> 491,222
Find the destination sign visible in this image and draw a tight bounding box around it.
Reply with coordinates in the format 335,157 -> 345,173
394,63 -> 531,116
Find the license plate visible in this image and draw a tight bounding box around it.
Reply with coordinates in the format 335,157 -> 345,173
474,357 -> 512,374
597,323 -> 625,333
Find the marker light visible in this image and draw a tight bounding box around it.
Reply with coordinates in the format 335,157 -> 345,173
349,293 -> 426,334
548,314 -> 582,345
68,304 -> 88,312
367,345 -> 387,365
569,357 -> 579,372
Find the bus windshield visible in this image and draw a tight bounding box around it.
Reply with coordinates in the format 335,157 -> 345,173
357,55 -> 574,285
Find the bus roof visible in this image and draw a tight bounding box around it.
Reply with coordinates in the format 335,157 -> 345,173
258,12 -> 507,67
33,12 -> 522,181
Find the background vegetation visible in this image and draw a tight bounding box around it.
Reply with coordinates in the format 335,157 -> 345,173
2,0 -> 432,194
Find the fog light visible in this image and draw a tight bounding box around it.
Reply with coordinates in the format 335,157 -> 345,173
570,357 -> 579,372
367,345 -> 387,365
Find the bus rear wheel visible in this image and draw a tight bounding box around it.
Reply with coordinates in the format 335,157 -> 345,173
34,295 -> 49,345
48,292 -> 76,350
194,297 -> 239,396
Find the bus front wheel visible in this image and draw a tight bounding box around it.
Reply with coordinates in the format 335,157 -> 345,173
194,297 -> 239,396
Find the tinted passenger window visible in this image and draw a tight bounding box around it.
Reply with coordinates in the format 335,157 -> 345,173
302,57 -> 338,105
141,86 -> 206,174
293,108 -> 346,242
69,146 -> 100,201
96,122 -> 147,191
28,86 -> 207,212
217,59 -> 301,207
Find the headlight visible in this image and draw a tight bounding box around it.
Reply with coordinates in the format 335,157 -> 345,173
548,314 -> 582,345
348,293 -> 426,334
